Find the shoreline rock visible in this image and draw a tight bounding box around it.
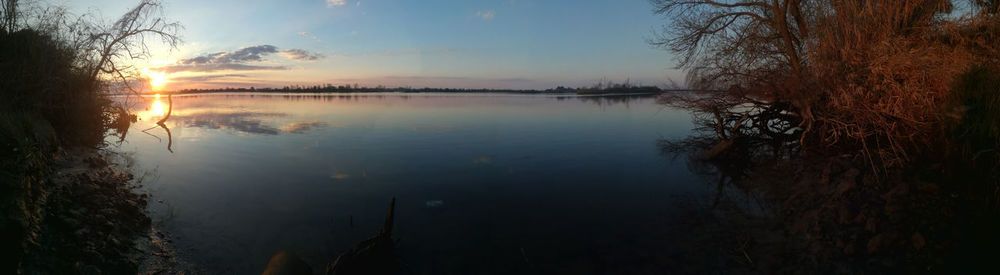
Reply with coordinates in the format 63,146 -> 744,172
18,148 -> 154,274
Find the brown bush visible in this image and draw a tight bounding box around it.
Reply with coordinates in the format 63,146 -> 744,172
651,0 -> 1000,170
807,0 -> 976,168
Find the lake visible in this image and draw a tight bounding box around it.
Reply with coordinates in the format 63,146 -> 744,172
111,93 -> 716,274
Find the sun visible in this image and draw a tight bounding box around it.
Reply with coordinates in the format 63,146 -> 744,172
147,71 -> 168,91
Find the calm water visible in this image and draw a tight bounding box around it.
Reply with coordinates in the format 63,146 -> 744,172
112,93 -> 712,274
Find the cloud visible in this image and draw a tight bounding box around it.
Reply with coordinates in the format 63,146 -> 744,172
157,63 -> 287,73
171,74 -> 248,82
298,32 -> 323,43
476,10 -> 495,20
326,0 -> 345,7
298,31 -> 317,39
180,45 -> 278,64
179,45 -> 324,65
162,45 -> 323,73
178,52 -> 226,65
280,49 -> 324,61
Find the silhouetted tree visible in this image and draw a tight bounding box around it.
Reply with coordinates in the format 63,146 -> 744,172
75,0 -> 181,94
1,0 -> 17,33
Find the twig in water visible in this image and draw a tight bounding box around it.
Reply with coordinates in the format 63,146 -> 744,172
740,240 -> 753,265
520,247 -> 533,268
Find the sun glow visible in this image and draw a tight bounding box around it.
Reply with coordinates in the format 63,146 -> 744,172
150,72 -> 168,90
143,69 -> 168,91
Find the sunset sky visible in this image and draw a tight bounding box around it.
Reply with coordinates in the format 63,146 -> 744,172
67,0 -> 680,90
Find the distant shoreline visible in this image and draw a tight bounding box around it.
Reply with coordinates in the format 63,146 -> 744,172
133,90 -> 671,97
139,85 -> 688,96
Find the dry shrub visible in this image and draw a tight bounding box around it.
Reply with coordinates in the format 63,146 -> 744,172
652,0 -> 1000,170
804,0 -> 978,169
811,37 -> 973,167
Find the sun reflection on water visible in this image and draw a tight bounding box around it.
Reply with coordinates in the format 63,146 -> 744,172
151,94 -> 165,117
139,94 -> 168,122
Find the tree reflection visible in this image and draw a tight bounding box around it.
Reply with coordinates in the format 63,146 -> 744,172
142,94 -> 173,153
561,94 -> 659,108
653,90 -> 813,272
658,90 -> 800,175
656,89 -> 965,273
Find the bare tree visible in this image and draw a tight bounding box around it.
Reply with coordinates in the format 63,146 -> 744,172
74,0 -> 182,95
973,0 -> 1000,14
649,0 -> 818,141
0,0 -> 16,33
650,1 -> 811,90
651,0 -> 974,168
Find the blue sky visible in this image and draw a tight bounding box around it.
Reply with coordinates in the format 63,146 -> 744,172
65,0 -> 681,90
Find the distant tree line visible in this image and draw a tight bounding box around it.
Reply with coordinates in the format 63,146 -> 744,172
165,82 -> 665,95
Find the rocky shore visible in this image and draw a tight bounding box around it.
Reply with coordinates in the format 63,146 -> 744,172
17,149 -> 153,274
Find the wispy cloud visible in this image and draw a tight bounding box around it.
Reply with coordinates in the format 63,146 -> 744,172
180,45 -> 278,64
326,0 -> 345,7
375,47 -> 459,57
298,31 -> 321,42
476,10 -> 495,20
171,74 -> 248,82
157,63 -> 287,73
180,45 -> 322,64
280,49 -> 324,61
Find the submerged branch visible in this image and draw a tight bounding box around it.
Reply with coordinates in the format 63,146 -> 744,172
156,94 -> 171,126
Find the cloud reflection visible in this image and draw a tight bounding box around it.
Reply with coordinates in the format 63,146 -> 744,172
173,111 -> 284,135
280,121 -> 328,134
167,112 -> 329,136
472,156 -> 492,165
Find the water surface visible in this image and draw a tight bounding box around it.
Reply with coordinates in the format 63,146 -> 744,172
113,93 -> 709,274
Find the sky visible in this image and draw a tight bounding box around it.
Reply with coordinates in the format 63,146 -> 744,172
62,0 -> 682,90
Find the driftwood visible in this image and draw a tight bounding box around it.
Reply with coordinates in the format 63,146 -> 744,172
699,114 -> 750,160
141,94 -> 173,153
156,94 -> 172,126
326,197 -> 398,275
